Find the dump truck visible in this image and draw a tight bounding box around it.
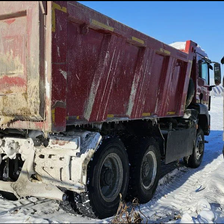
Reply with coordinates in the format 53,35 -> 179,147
0,1 -> 222,219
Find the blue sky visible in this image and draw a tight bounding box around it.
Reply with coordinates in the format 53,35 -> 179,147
78,1 -> 224,82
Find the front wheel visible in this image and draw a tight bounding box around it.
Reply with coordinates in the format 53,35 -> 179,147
76,137 -> 129,219
184,128 -> 204,168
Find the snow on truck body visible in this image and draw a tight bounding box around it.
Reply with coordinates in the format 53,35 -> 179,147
0,1 -> 221,219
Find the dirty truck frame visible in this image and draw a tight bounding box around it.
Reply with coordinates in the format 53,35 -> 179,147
0,1 -> 221,219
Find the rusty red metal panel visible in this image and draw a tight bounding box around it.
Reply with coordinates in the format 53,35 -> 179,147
0,1 -> 52,132
63,1 -> 196,127
51,1 -> 68,132
180,40 -> 197,110
0,1 -> 199,133
66,19 -> 104,122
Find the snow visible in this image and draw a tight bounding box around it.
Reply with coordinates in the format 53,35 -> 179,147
169,41 -> 208,58
0,96 -> 224,223
210,85 -> 224,97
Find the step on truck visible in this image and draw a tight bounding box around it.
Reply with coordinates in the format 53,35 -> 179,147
0,1 -> 222,219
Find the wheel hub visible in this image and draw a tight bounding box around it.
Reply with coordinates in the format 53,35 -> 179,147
102,167 -> 113,186
142,161 -> 150,178
196,135 -> 203,159
99,152 -> 124,203
199,142 -> 204,154
141,150 -> 157,190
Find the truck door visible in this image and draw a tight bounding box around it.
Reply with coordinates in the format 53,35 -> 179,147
197,58 -> 210,108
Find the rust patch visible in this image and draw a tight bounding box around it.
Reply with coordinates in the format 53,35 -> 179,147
0,76 -> 26,94
0,52 -> 24,79
51,139 -> 70,146
17,107 -> 31,116
0,116 -> 14,128
1,93 -> 27,115
4,18 -> 16,25
52,101 -> 66,109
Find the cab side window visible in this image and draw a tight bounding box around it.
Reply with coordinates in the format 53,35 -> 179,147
199,59 -> 209,85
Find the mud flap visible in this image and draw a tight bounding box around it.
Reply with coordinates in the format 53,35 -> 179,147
165,127 -> 196,164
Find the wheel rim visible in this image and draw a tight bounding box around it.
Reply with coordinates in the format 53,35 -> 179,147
195,134 -> 204,160
140,150 -> 157,190
99,152 -> 123,202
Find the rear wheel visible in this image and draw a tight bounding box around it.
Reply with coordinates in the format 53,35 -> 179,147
76,137 -> 129,219
0,156 -> 23,200
184,128 -> 204,168
128,137 -> 161,203
0,192 -> 18,200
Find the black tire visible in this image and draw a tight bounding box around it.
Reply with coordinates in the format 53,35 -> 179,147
0,191 -> 18,200
128,137 -> 161,203
183,128 -> 204,168
76,137 -> 129,219
186,78 -> 195,108
0,158 -> 18,201
58,190 -> 79,215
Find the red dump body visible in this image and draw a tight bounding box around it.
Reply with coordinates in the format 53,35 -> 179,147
0,1 -> 197,132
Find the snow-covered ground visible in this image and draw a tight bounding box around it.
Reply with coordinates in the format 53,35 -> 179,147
0,96 -> 223,223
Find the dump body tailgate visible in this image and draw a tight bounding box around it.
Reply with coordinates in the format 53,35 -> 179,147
0,1 -> 46,124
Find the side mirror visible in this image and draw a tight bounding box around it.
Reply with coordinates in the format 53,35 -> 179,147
221,56 -> 224,64
214,63 -> 221,85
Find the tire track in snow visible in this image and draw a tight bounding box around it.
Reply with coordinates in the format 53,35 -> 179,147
0,197 -> 59,223
0,195 -> 98,223
137,152 -> 224,223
